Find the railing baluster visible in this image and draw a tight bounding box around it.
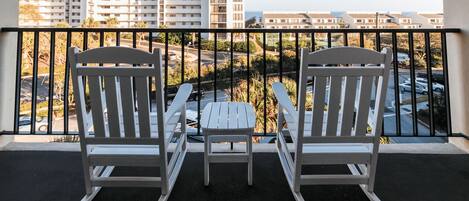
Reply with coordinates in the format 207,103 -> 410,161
230,32 -> 234,101
344,32 -> 348,46
375,32 -> 381,51
82,31 -> 88,101
116,31 -> 120,46
327,32 -> 332,48
424,32 -> 435,136
408,32 -> 419,136
99,31 -> 104,47
132,31 -> 137,48
148,31 -> 153,51
197,32 -> 202,136
47,31 -> 56,133
99,31 -> 104,68
63,31 -> 72,134
375,32 -> 383,135
213,32 -> 217,102
164,32 -> 169,110
181,32 -> 185,84
360,32 -> 365,48
311,32 -> 316,51
441,32 -> 453,136
295,32 -> 299,103
148,31 -> 153,112
14,31 -> 23,133
30,31 -> 40,134
391,32 -> 402,136
263,32 -> 267,135
279,33 -> 283,82
83,31 -> 88,50
247,32 -> 250,103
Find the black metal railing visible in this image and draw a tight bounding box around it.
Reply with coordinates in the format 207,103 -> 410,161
0,27 -> 461,137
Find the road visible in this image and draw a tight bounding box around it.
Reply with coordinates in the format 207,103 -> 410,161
120,39 -> 250,66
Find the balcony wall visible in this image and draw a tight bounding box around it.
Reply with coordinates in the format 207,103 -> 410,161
0,0 -> 18,146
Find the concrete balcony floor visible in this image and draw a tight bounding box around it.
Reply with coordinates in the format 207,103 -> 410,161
1,143 -> 468,201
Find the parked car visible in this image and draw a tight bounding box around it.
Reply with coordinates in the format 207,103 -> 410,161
407,77 -> 445,93
18,116 -> 48,132
399,82 -> 428,94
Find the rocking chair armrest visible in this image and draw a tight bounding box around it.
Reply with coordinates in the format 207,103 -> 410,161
272,82 -> 299,125
165,83 -> 193,124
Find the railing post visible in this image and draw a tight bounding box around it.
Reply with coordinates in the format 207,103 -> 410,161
444,0 -> 469,138
0,0 -> 18,147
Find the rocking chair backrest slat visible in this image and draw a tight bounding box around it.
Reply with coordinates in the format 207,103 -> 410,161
119,76 -> 137,138
339,76 -> 358,136
311,77 -> 327,137
88,76 -> 107,138
135,77 -> 151,138
103,76 -> 122,137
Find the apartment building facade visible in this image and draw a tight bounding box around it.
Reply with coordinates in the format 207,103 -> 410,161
20,0 -> 244,30
339,12 -> 399,29
403,12 -> 444,28
19,0 -> 68,26
84,0 -> 160,28
387,13 -> 421,29
262,12 -> 342,29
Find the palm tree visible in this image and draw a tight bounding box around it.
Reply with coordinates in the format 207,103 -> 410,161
105,17 -> 119,28
81,17 -> 99,28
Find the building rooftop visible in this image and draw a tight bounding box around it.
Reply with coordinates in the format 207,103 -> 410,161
348,13 -> 391,18
420,13 -> 444,18
306,13 -> 337,18
263,13 -> 309,19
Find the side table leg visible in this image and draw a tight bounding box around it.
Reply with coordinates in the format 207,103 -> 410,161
204,133 -> 210,186
247,132 -> 253,186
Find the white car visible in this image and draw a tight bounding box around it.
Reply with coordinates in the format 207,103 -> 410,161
18,116 -> 48,132
399,82 -> 428,94
415,78 -> 445,93
408,78 -> 445,93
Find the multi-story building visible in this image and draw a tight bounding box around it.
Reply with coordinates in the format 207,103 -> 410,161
403,12 -> 444,29
162,0 -> 205,28
340,12 -> 399,29
20,0 -> 244,31
263,12 -> 310,29
307,13 -> 342,29
387,13 -> 421,29
262,12 -> 342,29
19,0 -> 68,27
67,0 -> 84,27
82,0 -> 159,28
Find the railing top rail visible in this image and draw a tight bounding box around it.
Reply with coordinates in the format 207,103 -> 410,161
0,27 -> 462,33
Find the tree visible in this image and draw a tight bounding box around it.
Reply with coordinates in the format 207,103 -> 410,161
245,17 -> 261,28
133,21 -> 148,46
81,17 -> 99,28
19,4 -> 42,26
105,17 -> 119,28
104,18 -> 119,45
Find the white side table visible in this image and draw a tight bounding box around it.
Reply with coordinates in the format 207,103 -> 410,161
200,102 -> 256,186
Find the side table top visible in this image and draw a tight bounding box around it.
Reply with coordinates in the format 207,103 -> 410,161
200,102 -> 256,131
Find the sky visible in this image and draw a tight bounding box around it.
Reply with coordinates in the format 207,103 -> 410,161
245,0 -> 443,12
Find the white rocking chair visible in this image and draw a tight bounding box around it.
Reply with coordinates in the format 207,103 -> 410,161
69,46 -> 193,201
273,47 -> 392,201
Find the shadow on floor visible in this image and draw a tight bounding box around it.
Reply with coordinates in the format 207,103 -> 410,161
1,152 -> 469,201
